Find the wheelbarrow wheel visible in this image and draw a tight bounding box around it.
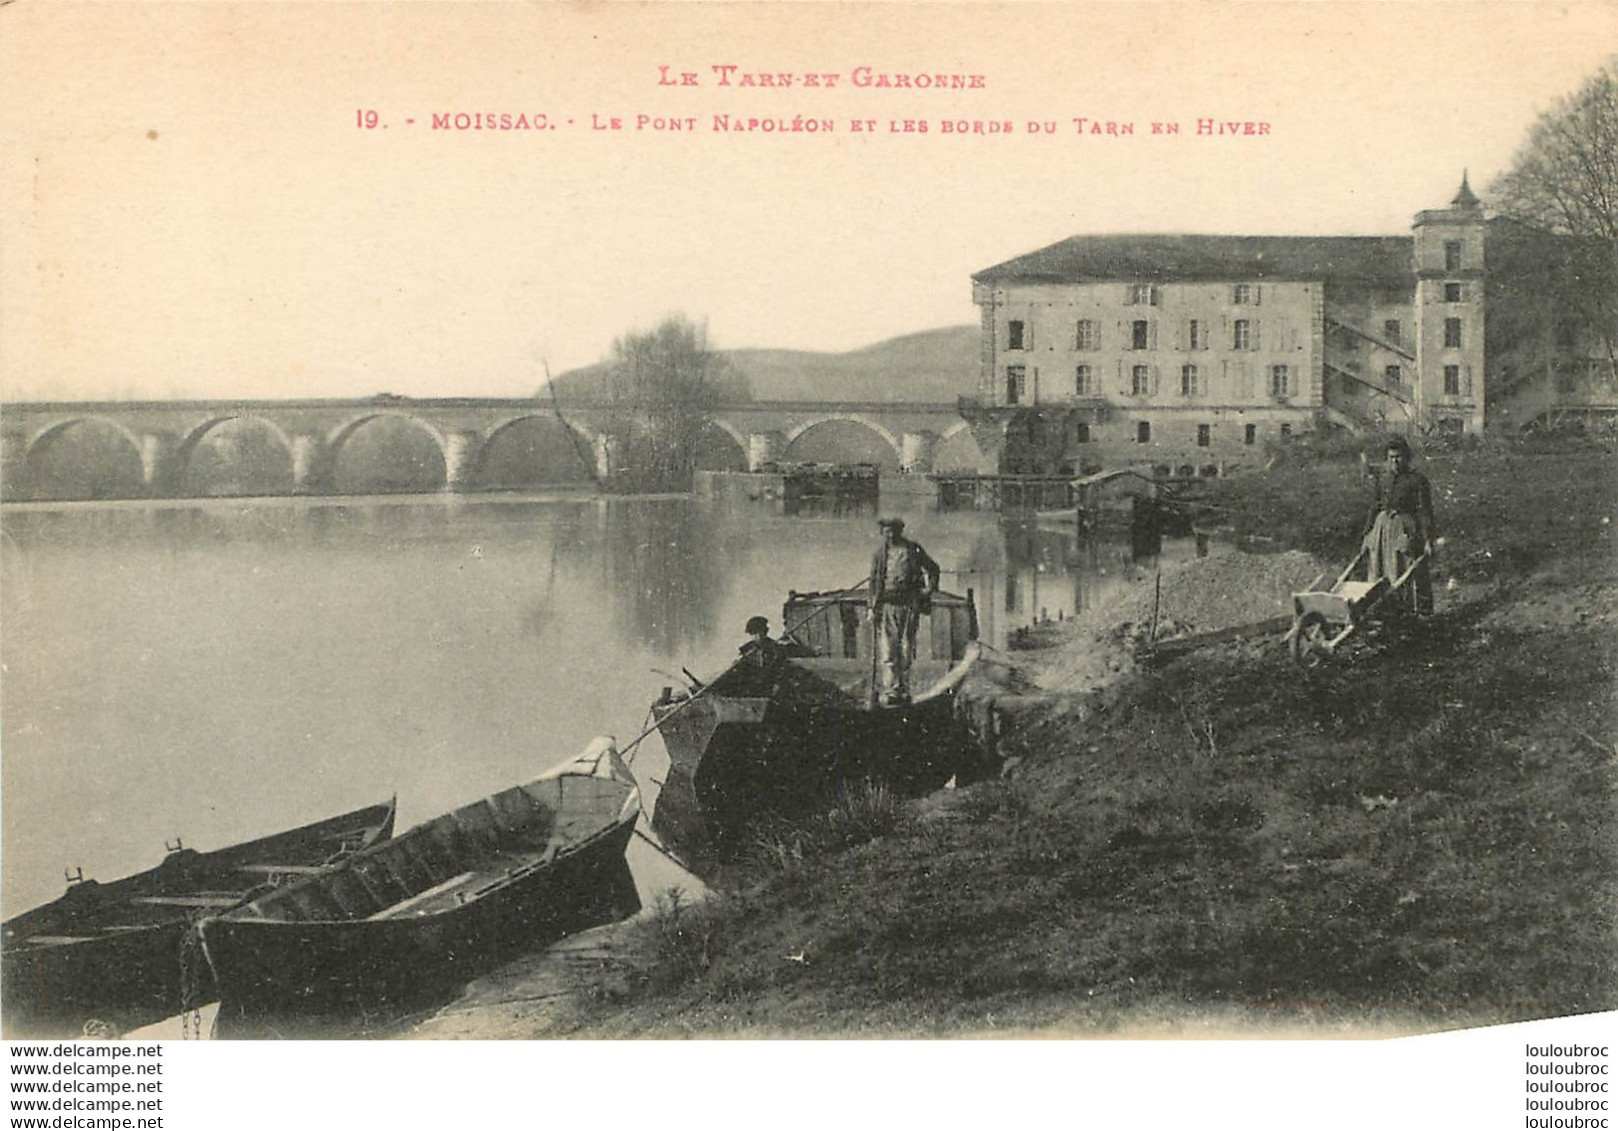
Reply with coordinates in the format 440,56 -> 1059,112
1289,613 -> 1330,668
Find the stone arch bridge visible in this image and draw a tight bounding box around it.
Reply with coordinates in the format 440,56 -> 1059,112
0,398 -> 979,501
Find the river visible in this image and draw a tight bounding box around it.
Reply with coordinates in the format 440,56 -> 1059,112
1,490 -> 1194,921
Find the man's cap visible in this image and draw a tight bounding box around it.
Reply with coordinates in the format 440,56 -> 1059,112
878,516 -> 905,531
745,615 -> 770,635
1385,435 -> 1412,456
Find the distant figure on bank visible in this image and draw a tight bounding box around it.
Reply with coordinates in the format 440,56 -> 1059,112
1363,435 -> 1436,616
868,517 -> 941,706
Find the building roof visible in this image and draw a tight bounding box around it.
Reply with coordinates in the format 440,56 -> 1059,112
971,234 -> 1416,287
1452,171 -> 1481,210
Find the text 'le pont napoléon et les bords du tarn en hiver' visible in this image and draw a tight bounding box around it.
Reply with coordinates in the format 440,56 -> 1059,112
365,62 -> 1272,139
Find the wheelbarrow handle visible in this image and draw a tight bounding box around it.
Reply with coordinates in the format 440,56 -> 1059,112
1389,551 -> 1430,591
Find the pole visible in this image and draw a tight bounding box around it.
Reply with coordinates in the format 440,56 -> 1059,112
868,604 -> 881,710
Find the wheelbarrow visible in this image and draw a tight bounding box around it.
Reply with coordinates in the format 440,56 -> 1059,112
1284,547 -> 1430,667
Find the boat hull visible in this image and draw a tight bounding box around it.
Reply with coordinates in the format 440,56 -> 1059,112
201,819 -> 637,1037
651,650 -> 981,862
199,741 -> 642,1037
1,801 -> 397,1038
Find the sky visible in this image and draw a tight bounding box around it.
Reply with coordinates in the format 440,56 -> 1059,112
2,2 -> 1615,402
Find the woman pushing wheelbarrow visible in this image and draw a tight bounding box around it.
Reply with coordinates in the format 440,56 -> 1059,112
1364,434 -> 1436,617
1285,435 -> 1437,666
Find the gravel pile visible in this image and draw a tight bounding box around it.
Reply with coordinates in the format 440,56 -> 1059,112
1035,548 -> 1330,693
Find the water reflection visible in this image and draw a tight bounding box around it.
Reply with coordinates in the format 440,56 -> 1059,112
1,492 -> 1195,919
595,500 -> 739,655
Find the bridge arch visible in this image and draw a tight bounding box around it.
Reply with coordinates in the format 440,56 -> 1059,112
783,415 -> 903,467
703,416 -> 748,451
327,412 -> 450,494
25,417 -> 148,499
174,414 -> 297,496
475,412 -> 600,487
691,419 -> 748,471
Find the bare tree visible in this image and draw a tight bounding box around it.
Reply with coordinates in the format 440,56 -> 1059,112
1491,59 -> 1618,241
1489,59 -> 1618,399
603,316 -> 748,491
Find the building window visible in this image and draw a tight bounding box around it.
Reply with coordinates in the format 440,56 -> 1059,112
1444,240 -> 1462,272
1270,364 -> 1291,398
1279,423 -> 1293,438
1008,320 -> 1027,351
1384,319 -> 1401,344
1187,319 -> 1203,350
1444,282 -> 1465,303
1006,364 -> 1026,405
1444,365 -> 1461,395
1131,320 -> 1150,350
1385,364 -> 1402,386
1181,364 -> 1200,396
1233,319 -> 1252,351
1131,364 -> 1151,395
1136,421 -> 1151,444
1075,364 -> 1094,396
1232,283 -> 1253,305
1075,319 -> 1100,350
1243,423 -> 1256,446
1075,422 -> 1091,444
1197,424 -> 1211,448
1127,283 -> 1158,306
1445,317 -> 1462,348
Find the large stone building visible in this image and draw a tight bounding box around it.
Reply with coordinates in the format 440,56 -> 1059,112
962,177 -> 1613,475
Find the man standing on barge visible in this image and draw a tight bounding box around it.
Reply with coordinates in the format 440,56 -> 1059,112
869,517 -> 940,706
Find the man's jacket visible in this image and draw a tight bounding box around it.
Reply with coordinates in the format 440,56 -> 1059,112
870,537 -> 941,608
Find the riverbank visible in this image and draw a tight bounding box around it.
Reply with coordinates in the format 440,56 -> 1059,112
406,439 -> 1617,1038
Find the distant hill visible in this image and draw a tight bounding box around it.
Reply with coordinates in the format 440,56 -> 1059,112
543,325 -> 979,404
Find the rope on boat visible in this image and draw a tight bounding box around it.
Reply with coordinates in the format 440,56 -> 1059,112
631,822 -> 694,872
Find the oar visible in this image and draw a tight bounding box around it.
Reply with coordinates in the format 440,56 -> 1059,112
618,571 -> 873,758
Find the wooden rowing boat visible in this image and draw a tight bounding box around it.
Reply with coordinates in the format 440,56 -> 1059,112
199,739 -> 641,1037
1,799 -> 397,1038
650,587 -> 983,863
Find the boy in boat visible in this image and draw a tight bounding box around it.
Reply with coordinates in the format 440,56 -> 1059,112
732,616 -> 810,693
738,615 -> 786,669
868,517 -> 941,706
1362,435 -> 1436,616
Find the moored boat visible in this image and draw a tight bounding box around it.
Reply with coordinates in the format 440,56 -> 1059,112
199,739 -> 641,1037
1,799 -> 397,1038
650,586 -> 983,863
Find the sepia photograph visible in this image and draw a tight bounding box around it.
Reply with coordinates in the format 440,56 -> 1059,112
1,1 -> 1615,1120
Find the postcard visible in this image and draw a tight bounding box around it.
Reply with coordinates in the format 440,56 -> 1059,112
2,3 -> 1614,1126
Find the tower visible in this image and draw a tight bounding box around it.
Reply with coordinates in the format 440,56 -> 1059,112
1411,173 -> 1488,433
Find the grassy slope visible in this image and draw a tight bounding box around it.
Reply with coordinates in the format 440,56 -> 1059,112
569,443 -> 1618,1036
545,325 -> 980,403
